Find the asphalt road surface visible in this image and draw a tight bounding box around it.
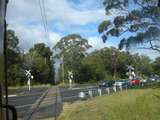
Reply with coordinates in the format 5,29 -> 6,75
8,87 -> 48,120
60,84 -> 100,102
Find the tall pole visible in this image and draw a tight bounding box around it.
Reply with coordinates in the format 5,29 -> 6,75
112,52 -> 117,80
0,1 -> 8,119
62,55 -> 64,84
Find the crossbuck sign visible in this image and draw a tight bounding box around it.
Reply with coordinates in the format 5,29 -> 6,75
25,70 -> 34,91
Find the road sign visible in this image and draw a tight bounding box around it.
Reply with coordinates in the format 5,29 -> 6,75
126,65 -> 135,80
25,70 -> 33,91
25,70 -> 31,76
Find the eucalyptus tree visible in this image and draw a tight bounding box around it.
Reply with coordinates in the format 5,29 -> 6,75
99,0 -> 160,52
53,34 -> 92,83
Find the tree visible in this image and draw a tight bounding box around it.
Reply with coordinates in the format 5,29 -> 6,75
7,29 -> 19,51
79,47 -> 153,82
79,52 -> 106,83
6,29 -> 25,86
6,29 -> 21,66
99,0 -> 160,52
153,57 -> 160,76
29,43 -> 52,59
25,43 -> 55,84
53,34 -> 92,83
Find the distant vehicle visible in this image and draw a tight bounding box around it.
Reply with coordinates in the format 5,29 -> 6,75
140,79 -> 147,83
149,77 -> 156,82
130,78 -> 141,86
148,75 -> 160,82
99,80 -> 114,88
114,79 -> 130,87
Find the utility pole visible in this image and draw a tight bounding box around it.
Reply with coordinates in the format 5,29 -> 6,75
62,54 -> 64,84
112,51 -> 117,80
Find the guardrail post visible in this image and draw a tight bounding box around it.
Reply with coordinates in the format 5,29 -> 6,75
106,87 -> 110,94
88,90 -> 93,98
98,89 -> 102,96
113,86 -> 116,92
125,85 -> 127,91
120,85 -> 122,91
78,92 -> 85,100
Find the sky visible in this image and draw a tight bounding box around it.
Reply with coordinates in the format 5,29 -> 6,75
6,0 -> 159,59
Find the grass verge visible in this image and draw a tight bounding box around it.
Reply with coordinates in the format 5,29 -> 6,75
59,87 -> 160,120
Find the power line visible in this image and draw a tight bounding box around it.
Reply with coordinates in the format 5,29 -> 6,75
42,0 -> 49,35
38,0 -> 50,41
38,0 -> 46,33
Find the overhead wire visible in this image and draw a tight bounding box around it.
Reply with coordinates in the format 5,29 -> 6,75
38,0 -> 50,41
42,0 -> 49,36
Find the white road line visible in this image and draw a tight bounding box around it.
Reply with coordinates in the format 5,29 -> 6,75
16,104 -> 33,109
8,95 -> 17,97
3,95 -> 17,98
18,92 -> 43,97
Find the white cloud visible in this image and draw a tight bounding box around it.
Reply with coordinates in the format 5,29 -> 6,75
87,36 -> 117,52
6,0 -> 106,51
7,0 -> 40,25
8,24 -> 61,51
132,49 -> 160,60
7,0 -> 105,26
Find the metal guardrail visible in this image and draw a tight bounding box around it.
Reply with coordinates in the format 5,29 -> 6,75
78,81 -> 160,100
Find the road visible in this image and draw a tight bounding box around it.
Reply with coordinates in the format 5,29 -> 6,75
60,84 -> 101,102
7,82 -> 160,119
8,87 -> 48,119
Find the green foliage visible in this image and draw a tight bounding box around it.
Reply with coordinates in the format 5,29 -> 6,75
7,64 -> 25,86
7,29 -> 19,51
79,56 -> 106,83
59,87 -> 160,120
26,43 -> 55,84
6,29 -> 25,86
6,30 -> 55,86
153,57 -> 160,76
29,43 -> 52,58
78,47 -> 153,83
53,34 -> 92,83
98,20 -> 111,33
99,0 -> 160,52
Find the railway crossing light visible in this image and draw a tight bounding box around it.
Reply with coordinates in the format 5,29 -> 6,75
68,71 -> 73,89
